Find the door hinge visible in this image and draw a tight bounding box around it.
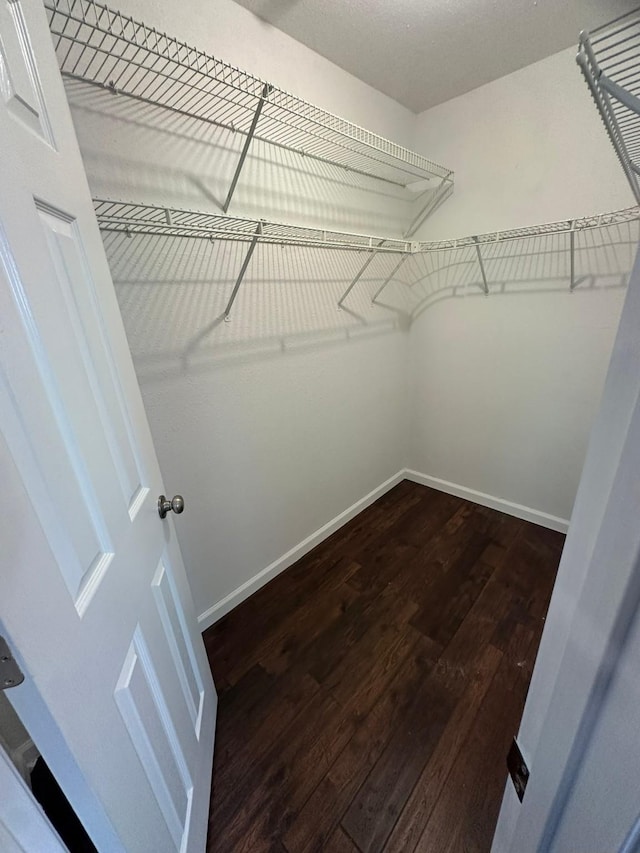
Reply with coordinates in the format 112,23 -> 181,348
507,737 -> 529,802
0,637 -> 24,690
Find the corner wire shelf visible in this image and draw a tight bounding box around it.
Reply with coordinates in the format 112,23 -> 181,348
387,205 -> 640,300
578,6 -> 640,204
45,0 -> 454,227
415,205 -> 640,250
93,199 -> 640,317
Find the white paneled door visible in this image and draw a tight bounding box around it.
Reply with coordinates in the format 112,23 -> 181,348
0,2 -> 216,851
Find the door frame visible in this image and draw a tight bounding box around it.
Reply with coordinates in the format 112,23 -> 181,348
0,624 -> 124,851
0,739 -> 67,853
492,245 -> 640,850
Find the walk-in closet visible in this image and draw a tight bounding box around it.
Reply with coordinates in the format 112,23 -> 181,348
3,0 -> 640,851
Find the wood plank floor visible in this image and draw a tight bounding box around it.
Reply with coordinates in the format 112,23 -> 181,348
203,481 -> 564,853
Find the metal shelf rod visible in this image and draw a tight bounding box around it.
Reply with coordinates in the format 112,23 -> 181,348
224,222 -> 262,321
569,225 -> 576,291
223,83 -> 272,213
599,74 -> 640,116
404,179 -> 454,239
338,240 -> 387,308
371,256 -> 409,304
473,237 -> 489,295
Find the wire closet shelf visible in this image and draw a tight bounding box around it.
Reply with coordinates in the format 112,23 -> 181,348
44,0 -> 453,201
94,199 -> 413,252
94,199 -> 640,315
578,6 -> 640,204
95,199 -> 640,254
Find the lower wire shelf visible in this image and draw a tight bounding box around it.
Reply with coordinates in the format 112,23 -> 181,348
93,198 -> 640,318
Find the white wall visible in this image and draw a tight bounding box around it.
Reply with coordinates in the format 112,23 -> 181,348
136,326 -> 407,623
67,2 -> 638,623
406,47 -> 636,526
109,0 -> 416,145
67,0 -> 412,624
411,48 -> 633,239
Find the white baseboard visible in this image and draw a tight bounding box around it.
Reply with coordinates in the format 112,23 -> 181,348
197,470 -> 405,631
404,469 -> 570,534
198,467 -> 569,631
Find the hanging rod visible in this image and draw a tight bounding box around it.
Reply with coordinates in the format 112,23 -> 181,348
44,0 -> 453,207
577,7 -> 640,204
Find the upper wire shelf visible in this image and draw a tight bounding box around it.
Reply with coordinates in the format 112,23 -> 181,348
45,0 -> 453,200
578,6 -> 640,204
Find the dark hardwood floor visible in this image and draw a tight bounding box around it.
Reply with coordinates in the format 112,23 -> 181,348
203,481 -> 564,853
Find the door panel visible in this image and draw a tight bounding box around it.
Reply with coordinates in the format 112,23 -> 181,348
3,203 -> 123,611
0,0 -> 55,145
36,200 -> 149,517
115,627 -> 193,852
152,561 -> 206,738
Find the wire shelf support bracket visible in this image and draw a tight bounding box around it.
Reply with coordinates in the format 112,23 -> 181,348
337,240 -> 389,308
223,83 -> 273,213
404,179 -> 454,239
371,255 -> 410,305
473,236 -> 489,295
569,224 -> 577,291
224,221 -> 262,321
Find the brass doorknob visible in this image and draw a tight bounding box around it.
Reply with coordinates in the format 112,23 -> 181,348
158,494 -> 184,519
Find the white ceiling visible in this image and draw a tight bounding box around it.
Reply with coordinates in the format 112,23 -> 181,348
229,0 -> 637,113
